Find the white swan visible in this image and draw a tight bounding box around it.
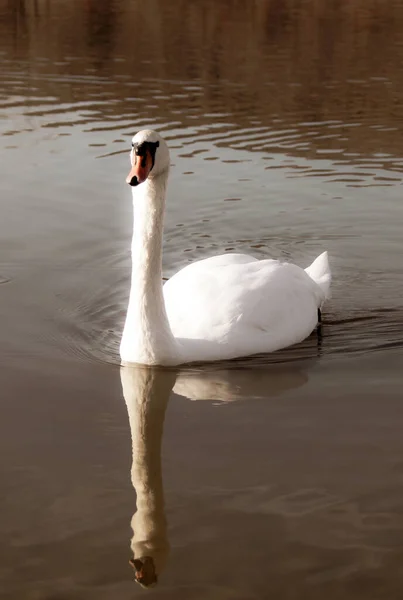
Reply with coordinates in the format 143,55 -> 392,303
120,129 -> 331,366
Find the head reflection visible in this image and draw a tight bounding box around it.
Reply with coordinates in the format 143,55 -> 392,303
120,365 -> 176,588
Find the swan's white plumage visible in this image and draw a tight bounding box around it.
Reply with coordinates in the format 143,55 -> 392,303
304,250 -> 332,301
163,252 -> 330,363
120,129 -> 331,366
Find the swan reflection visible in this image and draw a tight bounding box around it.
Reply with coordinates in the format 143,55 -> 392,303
121,365 -> 175,587
120,359 -> 312,586
173,362 -> 309,402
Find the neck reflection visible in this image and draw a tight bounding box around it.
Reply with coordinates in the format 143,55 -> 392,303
120,365 -> 176,588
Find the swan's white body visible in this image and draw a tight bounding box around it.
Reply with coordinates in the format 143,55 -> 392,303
120,130 -> 331,367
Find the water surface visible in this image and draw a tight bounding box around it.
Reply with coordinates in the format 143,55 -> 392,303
1,1 -> 403,598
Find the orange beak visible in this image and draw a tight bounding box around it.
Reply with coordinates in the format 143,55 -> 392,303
126,148 -> 153,186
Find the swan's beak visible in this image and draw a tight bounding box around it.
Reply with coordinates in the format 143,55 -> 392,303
129,557 -> 158,587
126,149 -> 153,187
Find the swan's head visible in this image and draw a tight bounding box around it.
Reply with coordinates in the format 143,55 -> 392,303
129,556 -> 158,588
126,129 -> 170,187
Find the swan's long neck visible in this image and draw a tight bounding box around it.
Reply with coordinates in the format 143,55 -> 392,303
120,173 -> 180,366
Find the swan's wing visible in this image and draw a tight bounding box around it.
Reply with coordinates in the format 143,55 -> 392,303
169,252 -> 259,274
164,254 -> 324,359
163,253 -> 259,340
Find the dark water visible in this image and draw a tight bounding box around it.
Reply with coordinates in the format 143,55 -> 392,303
1,1 -> 403,597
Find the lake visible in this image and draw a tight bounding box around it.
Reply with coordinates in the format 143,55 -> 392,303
0,1 -> 403,598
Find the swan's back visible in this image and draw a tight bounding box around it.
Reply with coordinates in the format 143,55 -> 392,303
164,252 -> 330,362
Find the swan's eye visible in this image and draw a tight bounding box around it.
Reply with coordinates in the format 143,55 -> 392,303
135,143 -> 146,157
132,141 -> 160,170
135,143 -> 148,168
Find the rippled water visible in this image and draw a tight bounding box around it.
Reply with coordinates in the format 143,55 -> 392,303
1,1 -> 403,598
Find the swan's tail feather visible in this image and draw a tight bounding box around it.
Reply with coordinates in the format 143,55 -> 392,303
305,251 -> 331,302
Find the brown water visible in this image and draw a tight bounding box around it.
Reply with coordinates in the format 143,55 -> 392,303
1,1 -> 403,598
